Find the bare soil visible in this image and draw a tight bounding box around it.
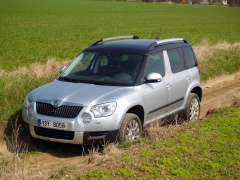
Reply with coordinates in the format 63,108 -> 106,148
200,72 -> 240,118
1,72 -> 240,179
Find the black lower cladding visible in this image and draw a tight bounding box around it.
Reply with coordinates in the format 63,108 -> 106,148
21,120 -> 30,132
34,126 -> 74,140
83,130 -> 119,145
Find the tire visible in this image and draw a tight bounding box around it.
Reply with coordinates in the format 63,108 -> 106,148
183,93 -> 200,121
118,113 -> 142,143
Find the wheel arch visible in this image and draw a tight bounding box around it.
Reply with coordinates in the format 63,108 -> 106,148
126,105 -> 144,129
190,86 -> 202,101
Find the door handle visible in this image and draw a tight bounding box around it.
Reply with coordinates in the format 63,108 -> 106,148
166,83 -> 171,88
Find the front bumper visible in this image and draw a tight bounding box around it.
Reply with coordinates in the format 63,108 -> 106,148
22,106 -> 120,145
29,125 -> 119,145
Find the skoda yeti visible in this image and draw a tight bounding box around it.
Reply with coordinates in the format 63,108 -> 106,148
22,36 -> 202,144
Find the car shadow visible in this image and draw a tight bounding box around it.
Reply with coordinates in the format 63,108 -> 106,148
4,109 -> 104,158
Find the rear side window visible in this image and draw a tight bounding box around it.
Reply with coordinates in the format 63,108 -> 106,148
182,46 -> 197,69
167,49 -> 185,73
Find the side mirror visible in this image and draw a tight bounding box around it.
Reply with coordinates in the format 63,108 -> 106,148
146,72 -> 163,83
59,66 -> 67,73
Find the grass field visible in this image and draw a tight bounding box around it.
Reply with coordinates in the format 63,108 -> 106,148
0,0 -> 240,130
0,0 -> 240,71
0,0 -> 240,132
0,1 -> 240,179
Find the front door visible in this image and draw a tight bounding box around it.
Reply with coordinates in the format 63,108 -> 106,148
142,52 -> 171,125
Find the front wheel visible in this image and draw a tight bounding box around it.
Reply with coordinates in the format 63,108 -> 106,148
183,93 -> 200,121
118,113 -> 142,143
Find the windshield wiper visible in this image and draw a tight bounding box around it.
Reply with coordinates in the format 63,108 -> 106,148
59,77 -> 117,86
84,81 -> 116,86
58,77 -> 79,83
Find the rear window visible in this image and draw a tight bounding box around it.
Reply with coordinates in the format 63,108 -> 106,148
182,46 -> 197,69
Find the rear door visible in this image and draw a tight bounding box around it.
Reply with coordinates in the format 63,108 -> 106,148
182,46 -> 200,84
165,48 -> 191,113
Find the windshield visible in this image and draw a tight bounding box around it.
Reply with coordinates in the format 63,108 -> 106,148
59,51 -> 143,86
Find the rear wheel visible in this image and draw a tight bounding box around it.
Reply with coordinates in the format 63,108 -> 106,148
118,113 -> 142,143
183,93 -> 200,121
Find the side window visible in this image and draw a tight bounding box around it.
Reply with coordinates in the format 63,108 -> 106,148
167,49 -> 185,73
182,46 -> 197,69
98,55 -> 108,67
146,52 -> 165,77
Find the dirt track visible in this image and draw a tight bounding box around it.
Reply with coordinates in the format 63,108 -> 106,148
1,72 -> 240,178
200,72 -> 240,118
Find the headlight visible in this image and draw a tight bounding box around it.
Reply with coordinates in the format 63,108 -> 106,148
23,94 -> 33,108
90,102 -> 117,118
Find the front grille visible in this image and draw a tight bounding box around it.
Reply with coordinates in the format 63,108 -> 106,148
34,126 -> 74,140
36,102 -> 82,118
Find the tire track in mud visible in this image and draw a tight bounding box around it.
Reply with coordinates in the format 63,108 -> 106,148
200,80 -> 240,119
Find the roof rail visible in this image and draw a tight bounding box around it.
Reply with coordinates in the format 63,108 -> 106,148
147,38 -> 189,51
156,38 -> 187,45
91,35 -> 139,46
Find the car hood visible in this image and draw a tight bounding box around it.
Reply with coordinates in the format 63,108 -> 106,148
30,80 -> 134,106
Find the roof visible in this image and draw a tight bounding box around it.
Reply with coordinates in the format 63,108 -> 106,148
84,36 -> 189,55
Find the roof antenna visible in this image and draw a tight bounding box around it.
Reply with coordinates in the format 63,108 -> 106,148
155,28 -> 162,40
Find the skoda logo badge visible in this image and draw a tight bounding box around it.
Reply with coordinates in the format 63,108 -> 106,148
53,100 -> 61,108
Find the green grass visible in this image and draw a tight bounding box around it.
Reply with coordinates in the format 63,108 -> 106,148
0,1 -> 240,179
0,0 -> 239,131
200,47 -> 240,81
0,75 -> 55,134
75,106 -> 240,179
0,0 -> 239,133
0,0 -> 240,71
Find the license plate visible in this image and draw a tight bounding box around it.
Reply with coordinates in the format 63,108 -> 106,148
38,119 -> 67,129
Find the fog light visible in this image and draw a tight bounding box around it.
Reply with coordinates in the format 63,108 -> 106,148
81,113 -> 91,123
28,106 -> 34,117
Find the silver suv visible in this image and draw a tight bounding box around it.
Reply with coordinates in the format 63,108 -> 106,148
22,36 -> 202,144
